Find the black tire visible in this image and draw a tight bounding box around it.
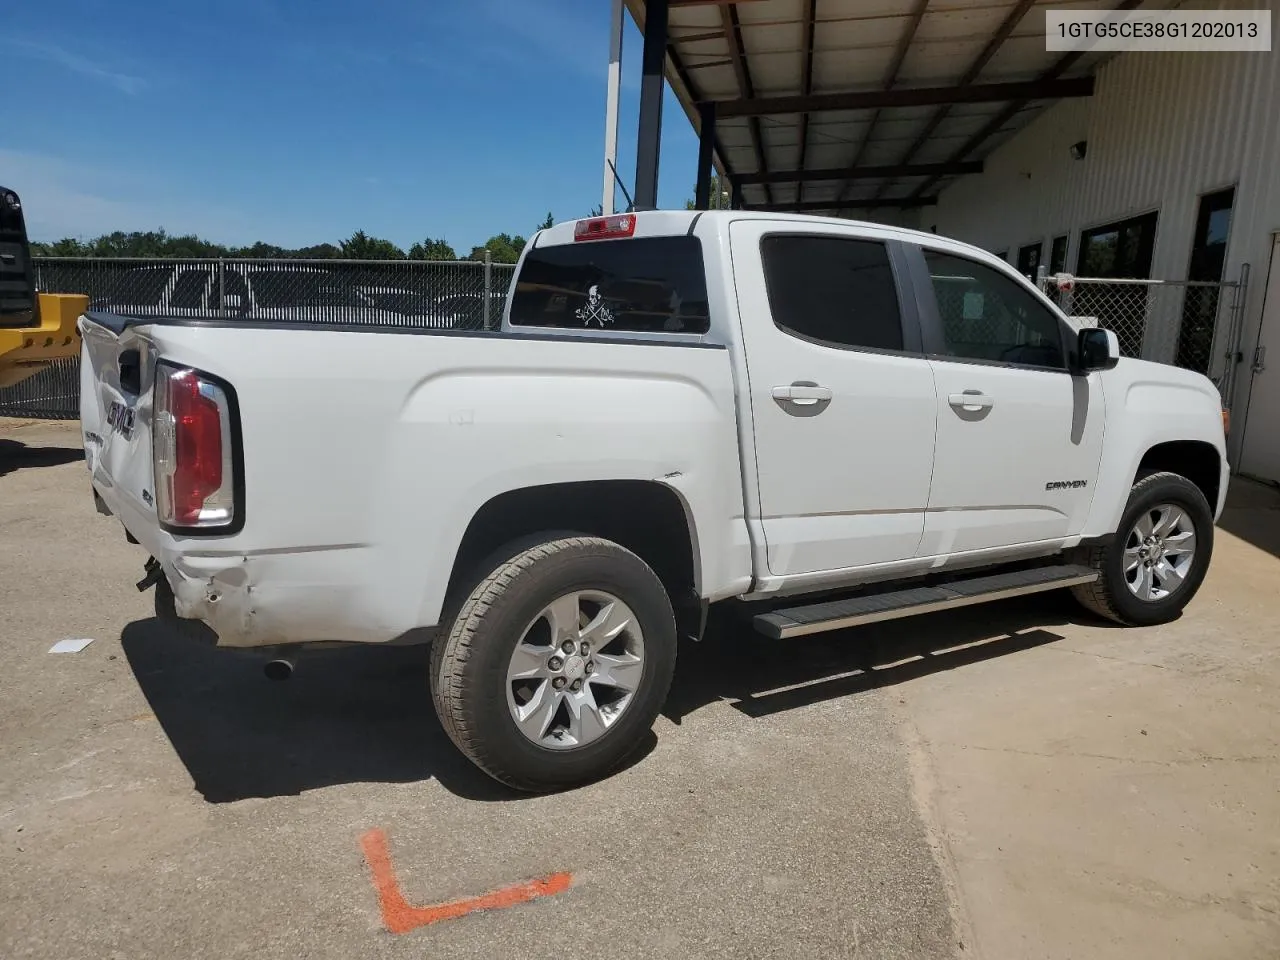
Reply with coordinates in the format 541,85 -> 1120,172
430,535 -> 677,792
1072,471 -> 1214,626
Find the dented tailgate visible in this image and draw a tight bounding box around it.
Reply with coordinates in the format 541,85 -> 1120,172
79,313 -> 160,537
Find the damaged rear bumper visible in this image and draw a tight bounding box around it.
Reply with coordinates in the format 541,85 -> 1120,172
149,545 -> 410,649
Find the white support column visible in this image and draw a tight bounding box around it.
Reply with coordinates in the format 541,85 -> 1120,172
602,0 -> 624,215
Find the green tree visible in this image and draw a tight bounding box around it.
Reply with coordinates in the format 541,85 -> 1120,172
33,238 -> 88,257
537,211 -> 555,231
408,237 -> 457,261
340,230 -> 405,260
292,243 -> 343,259
685,174 -> 731,210
467,233 -> 526,264
232,241 -> 287,259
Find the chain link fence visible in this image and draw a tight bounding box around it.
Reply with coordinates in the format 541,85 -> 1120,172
3,256 -> 1254,421
1039,266 -> 1250,401
1,257 -> 515,420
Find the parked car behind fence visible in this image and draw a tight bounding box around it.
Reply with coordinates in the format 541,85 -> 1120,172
0,257 -> 514,418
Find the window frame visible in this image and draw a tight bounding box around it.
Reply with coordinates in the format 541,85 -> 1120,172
1016,241 -> 1043,280
757,231 -> 924,358
1049,234 -> 1069,275
904,242 -> 1076,375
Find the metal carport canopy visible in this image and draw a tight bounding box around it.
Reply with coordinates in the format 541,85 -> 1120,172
620,0 -> 1169,215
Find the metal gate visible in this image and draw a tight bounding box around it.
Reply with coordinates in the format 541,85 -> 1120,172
1038,265 -> 1251,402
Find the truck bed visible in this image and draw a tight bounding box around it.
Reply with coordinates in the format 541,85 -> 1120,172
79,312 -> 752,647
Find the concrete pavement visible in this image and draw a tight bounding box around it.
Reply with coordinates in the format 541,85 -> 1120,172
2,418 -> 1277,958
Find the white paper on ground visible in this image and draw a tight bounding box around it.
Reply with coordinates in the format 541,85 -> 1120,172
49,638 -> 96,654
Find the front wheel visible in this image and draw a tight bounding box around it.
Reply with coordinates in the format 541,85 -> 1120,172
1072,471 -> 1214,626
430,536 -> 677,792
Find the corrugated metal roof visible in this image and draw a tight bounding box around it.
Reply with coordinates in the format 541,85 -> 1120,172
624,0 -> 1180,212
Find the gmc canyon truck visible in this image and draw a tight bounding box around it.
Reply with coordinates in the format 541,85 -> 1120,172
80,211 -> 1228,792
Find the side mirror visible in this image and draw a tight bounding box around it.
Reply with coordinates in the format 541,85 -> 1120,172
1076,327 -> 1120,372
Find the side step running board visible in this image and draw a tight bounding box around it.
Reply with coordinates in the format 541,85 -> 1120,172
753,564 -> 1099,640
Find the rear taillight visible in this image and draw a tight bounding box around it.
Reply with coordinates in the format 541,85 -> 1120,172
153,362 -> 237,530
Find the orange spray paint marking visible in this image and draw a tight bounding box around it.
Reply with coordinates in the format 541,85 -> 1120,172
359,828 -> 572,935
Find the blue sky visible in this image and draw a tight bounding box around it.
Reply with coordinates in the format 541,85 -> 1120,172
4,0 -> 701,252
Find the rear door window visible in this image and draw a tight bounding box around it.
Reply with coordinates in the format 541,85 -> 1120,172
509,236 -> 710,334
760,235 -> 905,352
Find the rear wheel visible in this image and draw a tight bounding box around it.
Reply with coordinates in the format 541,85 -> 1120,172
430,536 -> 677,792
1072,471 -> 1213,626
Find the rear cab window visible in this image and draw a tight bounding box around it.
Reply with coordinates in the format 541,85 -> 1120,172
509,236 -> 710,335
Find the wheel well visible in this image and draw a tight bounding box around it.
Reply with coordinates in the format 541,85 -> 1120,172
449,480 -> 698,603
1137,441 -> 1221,508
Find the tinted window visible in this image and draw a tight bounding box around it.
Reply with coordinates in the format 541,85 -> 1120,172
1077,211 -> 1157,278
1176,187 -> 1234,373
1049,235 -> 1068,274
1016,242 -> 1042,279
170,269 -> 209,309
760,235 -> 903,351
924,251 -> 1065,369
510,237 -> 709,334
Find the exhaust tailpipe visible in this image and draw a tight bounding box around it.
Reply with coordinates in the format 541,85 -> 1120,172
263,658 -> 294,682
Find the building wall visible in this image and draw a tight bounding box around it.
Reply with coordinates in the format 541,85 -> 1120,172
929,9 -> 1280,468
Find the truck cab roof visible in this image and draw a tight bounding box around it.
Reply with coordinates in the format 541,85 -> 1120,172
531,209 -> 1019,278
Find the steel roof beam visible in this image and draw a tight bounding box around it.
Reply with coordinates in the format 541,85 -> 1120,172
738,161 -> 981,185
711,77 -> 1094,118
795,0 -> 818,206
908,0 -> 1144,200
870,0 -> 1037,201
837,0 -> 931,203
721,3 -> 772,205
745,197 -> 939,211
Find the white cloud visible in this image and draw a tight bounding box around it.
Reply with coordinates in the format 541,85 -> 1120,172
3,39 -> 145,95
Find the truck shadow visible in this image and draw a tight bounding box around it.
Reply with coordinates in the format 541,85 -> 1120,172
0,439 -> 83,478
121,592 -> 1101,804
118,618 -> 602,804
664,591 -> 1094,724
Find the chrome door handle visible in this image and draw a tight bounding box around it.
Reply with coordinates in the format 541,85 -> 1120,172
772,383 -> 832,405
948,390 -> 994,412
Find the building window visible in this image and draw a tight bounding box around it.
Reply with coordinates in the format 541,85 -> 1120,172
1175,187 -> 1235,374
1077,211 -> 1159,358
1049,235 -> 1068,274
1016,242 -> 1043,280
1077,211 -> 1158,278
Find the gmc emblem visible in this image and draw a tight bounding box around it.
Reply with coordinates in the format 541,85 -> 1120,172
106,400 -> 136,440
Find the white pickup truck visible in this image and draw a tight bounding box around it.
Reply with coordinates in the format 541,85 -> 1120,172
80,211 -> 1229,792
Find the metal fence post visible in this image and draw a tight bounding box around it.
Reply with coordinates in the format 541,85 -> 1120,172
218,259 -> 226,318
483,250 -> 493,330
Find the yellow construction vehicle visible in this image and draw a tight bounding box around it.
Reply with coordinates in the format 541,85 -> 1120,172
1,186 -> 86,389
